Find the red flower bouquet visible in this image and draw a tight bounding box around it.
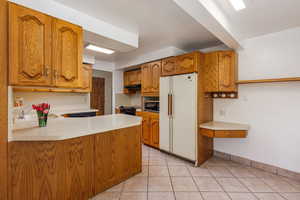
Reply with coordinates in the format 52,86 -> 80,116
32,103 -> 50,127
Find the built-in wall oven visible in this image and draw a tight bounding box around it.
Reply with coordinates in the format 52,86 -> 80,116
143,97 -> 159,113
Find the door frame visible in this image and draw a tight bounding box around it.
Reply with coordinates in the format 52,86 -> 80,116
0,0 -> 8,199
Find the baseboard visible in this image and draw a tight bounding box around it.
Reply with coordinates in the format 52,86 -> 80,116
214,150 -> 300,181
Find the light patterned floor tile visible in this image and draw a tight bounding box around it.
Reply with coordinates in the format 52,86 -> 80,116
148,192 -> 175,200
92,192 -> 121,200
239,178 -> 274,192
120,192 -> 147,200
254,193 -> 285,200
175,192 -> 203,200
149,165 -> 169,177
201,192 -> 230,200
169,166 -> 191,177
106,183 -> 124,192
188,166 -> 212,177
136,165 -> 148,177
193,177 -> 223,192
171,177 -> 198,191
148,177 -> 173,191
228,193 -> 257,200
228,167 -> 256,178
280,193 -> 300,200
262,177 -> 299,192
207,166 -> 234,177
217,178 -> 249,192
123,176 -> 148,192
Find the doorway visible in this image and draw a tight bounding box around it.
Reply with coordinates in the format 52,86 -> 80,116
90,77 -> 105,115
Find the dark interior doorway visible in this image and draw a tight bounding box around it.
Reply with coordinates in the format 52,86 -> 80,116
90,77 -> 105,115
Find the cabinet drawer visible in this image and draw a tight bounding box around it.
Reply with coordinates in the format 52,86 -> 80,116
199,128 -> 214,138
214,130 -> 247,138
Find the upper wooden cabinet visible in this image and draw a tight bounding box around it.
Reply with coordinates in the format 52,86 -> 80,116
124,69 -> 141,86
53,19 -> 83,88
161,52 -> 203,76
9,3 -> 84,89
161,57 -> 176,76
80,64 -> 92,92
204,51 -> 237,93
9,3 -> 53,86
141,61 -> 161,96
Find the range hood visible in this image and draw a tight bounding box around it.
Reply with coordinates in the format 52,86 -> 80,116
124,84 -> 141,90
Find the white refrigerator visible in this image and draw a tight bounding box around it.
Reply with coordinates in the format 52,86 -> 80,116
159,73 -> 198,161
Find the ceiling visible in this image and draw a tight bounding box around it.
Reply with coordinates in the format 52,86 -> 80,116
214,0 -> 300,40
53,0 -> 221,61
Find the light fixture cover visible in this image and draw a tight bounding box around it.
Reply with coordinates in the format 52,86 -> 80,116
85,44 -> 115,54
229,0 -> 246,11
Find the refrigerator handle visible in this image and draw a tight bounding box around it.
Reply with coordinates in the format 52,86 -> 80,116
168,94 -> 171,116
168,94 -> 173,117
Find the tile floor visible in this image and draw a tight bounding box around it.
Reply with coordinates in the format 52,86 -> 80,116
92,145 -> 300,200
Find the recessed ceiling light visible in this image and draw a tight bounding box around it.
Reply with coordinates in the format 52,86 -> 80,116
229,0 -> 246,11
85,44 -> 115,54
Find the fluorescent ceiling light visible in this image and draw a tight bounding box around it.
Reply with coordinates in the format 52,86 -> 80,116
85,44 -> 115,54
229,0 -> 246,11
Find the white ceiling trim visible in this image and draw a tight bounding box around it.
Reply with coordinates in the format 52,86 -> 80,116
9,0 -> 139,49
173,0 -> 241,49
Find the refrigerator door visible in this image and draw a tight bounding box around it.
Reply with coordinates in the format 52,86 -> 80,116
172,73 -> 197,161
159,76 -> 172,152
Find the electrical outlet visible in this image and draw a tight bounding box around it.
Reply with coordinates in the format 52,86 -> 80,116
219,109 -> 226,117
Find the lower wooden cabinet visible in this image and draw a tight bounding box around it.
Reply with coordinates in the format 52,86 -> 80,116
8,126 -> 142,200
141,112 -> 159,148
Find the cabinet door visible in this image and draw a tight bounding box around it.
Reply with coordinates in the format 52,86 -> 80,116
81,64 -> 92,92
9,3 -> 52,86
150,61 -> 161,94
128,71 -> 137,85
161,57 -> 176,76
142,117 -> 151,145
218,51 -> 237,92
53,19 -> 83,88
176,52 -> 198,74
94,131 -> 117,193
136,69 -> 141,84
150,117 -> 159,148
141,64 -> 152,94
61,136 -> 93,200
124,71 -> 130,86
204,52 -> 219,92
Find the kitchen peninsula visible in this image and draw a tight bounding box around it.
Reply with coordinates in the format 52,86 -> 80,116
9,114 -> 142,200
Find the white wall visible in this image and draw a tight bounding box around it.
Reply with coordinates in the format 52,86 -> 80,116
213,27 -> 300,173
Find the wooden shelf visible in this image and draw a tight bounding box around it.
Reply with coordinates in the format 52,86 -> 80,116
236,77 -> 300,84
13,87 -> 89,93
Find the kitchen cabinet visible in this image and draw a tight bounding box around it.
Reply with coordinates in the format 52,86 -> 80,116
52,18 -> 83,88
141,112 -> 159,148
9,3 -> 53,86
9,3 -> 84,89
141,61 -> 161,96
204,51 -> 237,93
161,52 -> 203,76
9,126 -> 142,200
124,69 -> 141,86
78,64 -> 92,92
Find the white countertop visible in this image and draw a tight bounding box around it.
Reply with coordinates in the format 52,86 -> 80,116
51,108 -> 99,115
10,114 -> 142,142
200,121 -> 249,131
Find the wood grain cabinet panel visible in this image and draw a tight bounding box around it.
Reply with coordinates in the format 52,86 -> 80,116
9,142 -> 63,200
176,52 -> 199,74
150,117 -> 159,148
218,51 -> 237,92
61,136 -> 93,200
204,51 -> 237,93
161,57 -> 176,76
141,112 -> 159,148
150,61 -> 161,94
9,3 -> 53,86
141,64 -> 152,94
53,18 -> 83,88
79,64 -> 92,92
